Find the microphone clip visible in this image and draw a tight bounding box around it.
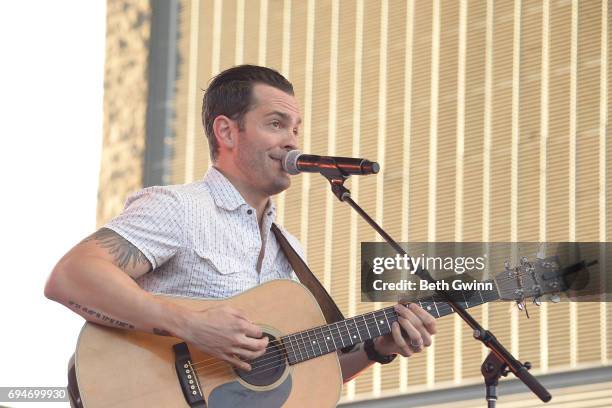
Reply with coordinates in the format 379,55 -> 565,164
319,159 -> 351,202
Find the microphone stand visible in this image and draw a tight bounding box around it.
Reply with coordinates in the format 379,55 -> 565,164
317,164 -> 551,406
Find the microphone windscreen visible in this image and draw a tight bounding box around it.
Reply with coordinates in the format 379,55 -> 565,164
282,150 -> 302,175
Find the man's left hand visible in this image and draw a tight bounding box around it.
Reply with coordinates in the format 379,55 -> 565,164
374,303 -> 437,358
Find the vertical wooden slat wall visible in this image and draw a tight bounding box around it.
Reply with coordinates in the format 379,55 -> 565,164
169,0 -> 610,402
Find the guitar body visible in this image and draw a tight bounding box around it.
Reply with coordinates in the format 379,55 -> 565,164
74,280 -> 342,407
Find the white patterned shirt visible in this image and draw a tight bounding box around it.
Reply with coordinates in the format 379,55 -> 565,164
104,167 -> 303,298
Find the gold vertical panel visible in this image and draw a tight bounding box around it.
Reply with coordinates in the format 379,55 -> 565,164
379,0 -> 409,394
517,0 -> 542,369
576,0 -> 604,364
354,0 -> 382,397
306,0 -> 332,288
217,0 -> 236,73
281,0 -> 308,240
461,0 -> 488,380
484,0 -> 515,375
401,0 -> 434,389
545,0 -> 572,367
432,0 -> 460,386
265,1 -> 285,72
242,0 -> 261,64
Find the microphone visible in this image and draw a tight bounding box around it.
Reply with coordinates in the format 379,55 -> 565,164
281,150 -> 380,176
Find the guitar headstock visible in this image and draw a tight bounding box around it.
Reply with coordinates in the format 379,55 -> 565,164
494,255 -> 588,304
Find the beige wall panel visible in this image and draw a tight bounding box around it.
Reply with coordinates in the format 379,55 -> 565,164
329,0 -> 356,320
266,0 -> 285,72
517,0 -> 543,369
432,0 -> 460,385
406,0 -> 433,246
460,0 -> 488,380
379,0 -> 410,393
242,0 -> 261,64
354,0 -> 383,396
400,0 -> 434,389
218,0 -> 237,73
305,0 -> 333,286
192,1 -> 213,179
281,0 -> 308,240
575,0 -> 604,365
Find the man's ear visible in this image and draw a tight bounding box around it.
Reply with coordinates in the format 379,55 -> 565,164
213,115 -> 238,150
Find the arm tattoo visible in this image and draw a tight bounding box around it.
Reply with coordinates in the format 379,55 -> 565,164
69,300 -> 135,330
83,228 -> 150,271
152,328 -> 172,336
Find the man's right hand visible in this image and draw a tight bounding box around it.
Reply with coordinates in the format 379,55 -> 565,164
176,305 -> 269,372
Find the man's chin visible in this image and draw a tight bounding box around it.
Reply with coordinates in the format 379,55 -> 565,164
268,176 -> 291,196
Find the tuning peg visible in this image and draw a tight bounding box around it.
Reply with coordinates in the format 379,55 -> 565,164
533,297 -> 541,306
549,294 -> 560,303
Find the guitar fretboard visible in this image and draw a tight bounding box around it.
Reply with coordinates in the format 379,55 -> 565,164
281,279 -> 499,365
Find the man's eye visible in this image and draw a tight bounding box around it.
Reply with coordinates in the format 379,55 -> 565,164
271,120 -> 281,128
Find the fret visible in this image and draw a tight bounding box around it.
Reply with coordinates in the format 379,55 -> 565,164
343,320 -> 354,346
318,326 -> 331,354
284,335 -> 297,364
311,329 -> 323,356
362,311 -> 379,340
353,316 -> 370,341
477,287 -> 485,304
374,310 -> 391,336
461,290 -> 469,309
362,314 -> 373,340
299,331 -> 311,359
333,322 -> 346,348
288,334 -> 303,364
345,318 -> 361,344
382,308 -> 392,334
304,329 -> 318,357
326,325 -> 338,350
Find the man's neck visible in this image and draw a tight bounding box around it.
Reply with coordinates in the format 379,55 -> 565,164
213,165 -> 269,226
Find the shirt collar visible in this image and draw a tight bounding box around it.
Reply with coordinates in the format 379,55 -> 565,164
203,166 -> 277,218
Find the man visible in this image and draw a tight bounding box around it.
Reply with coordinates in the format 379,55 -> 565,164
45,65 -> 436,404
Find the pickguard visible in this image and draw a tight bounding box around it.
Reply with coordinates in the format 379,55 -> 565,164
207,374 -> 292,408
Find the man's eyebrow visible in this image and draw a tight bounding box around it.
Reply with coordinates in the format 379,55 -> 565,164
264,111 -> 302,125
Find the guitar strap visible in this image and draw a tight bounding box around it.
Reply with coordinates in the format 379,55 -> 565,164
271,223 -> 345,324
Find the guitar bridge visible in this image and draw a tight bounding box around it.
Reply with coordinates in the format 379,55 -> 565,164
173,342 -> 206,408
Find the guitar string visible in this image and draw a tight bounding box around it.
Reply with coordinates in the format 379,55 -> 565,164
188,308 -> 400,379
188,272 -> 544,371
188,287 -> 544,379
189,299 -> 481,379
189,282 -> 522,372
188,277 -> 525,370
190,307 -> 399,371
190,298 -> 478,373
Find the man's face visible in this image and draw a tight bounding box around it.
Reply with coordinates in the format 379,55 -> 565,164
232,84 -> 301,196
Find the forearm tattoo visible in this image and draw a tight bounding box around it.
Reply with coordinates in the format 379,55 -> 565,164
69,300 -> 135,329
152,328 -> 172,336
82,228 -> 150,271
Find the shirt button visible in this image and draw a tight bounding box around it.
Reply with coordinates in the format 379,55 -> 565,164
247,209 -> 253,215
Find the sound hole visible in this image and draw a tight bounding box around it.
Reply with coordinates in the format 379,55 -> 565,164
235,333 -> 287,387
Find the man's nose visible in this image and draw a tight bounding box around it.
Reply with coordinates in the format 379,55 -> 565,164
284,131 -> 299,151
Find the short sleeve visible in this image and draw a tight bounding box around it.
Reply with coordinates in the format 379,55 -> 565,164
104,186 -> 184,270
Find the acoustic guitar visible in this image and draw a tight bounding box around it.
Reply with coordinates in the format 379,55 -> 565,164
73,255 -> 584,407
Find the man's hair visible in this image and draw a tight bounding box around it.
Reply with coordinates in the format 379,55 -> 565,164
202,65 -> 294,161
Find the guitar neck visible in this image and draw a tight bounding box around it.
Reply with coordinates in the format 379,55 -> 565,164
281,279 -> 500,365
